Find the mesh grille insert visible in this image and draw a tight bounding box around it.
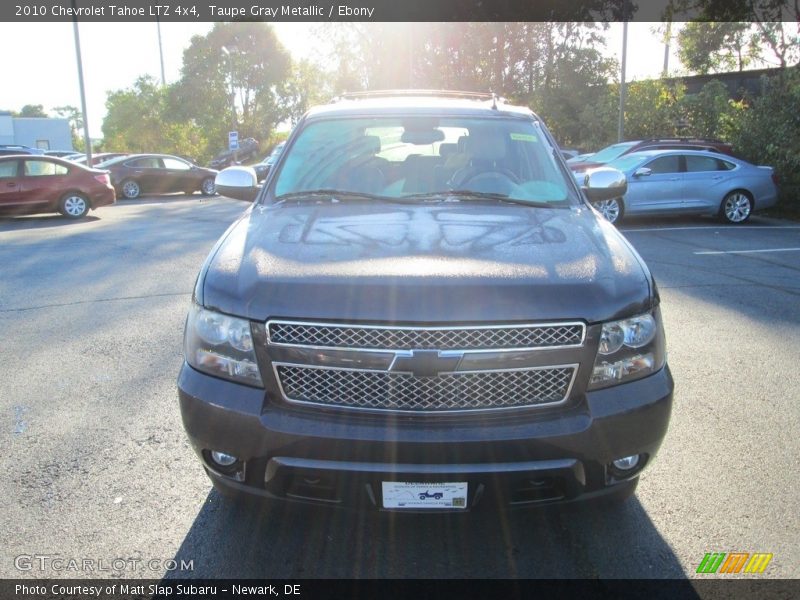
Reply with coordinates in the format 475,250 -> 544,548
276,365 -> 576,412
269,322 -> 584,351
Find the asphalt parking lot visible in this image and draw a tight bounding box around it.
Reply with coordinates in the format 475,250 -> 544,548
0,197 -> 798,579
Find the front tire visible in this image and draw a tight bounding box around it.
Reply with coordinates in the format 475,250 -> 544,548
720,191 -> 752,224
121,179 -> 141,200
200,177 -> 216,196
59,193 -> 90,219
592,197 -> 624,225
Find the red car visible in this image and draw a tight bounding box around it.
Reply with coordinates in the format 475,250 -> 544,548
0,155 -> 116,219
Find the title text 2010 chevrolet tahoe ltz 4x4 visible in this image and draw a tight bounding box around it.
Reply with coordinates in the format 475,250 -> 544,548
178,91 -> 673,512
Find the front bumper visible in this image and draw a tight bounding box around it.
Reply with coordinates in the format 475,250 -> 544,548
178,364 -> 673,511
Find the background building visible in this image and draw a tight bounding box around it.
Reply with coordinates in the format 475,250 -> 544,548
0,112 -> 73,151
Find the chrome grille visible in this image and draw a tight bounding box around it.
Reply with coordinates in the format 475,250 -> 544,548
275,365 -> 576,412
268,321 -> 584,351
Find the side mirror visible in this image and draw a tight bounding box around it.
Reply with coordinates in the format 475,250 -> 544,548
634,167 -> 652,178
581,167 -> 627,202
215,166 -> 259,202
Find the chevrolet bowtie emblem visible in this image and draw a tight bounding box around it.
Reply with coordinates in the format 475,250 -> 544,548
389,350 -> 463,377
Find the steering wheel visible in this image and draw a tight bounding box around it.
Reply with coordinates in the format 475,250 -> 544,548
451,168 -> 521,194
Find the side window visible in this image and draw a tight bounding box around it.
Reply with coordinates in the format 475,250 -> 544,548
719,159 -> 736,171
686,155 -> 723,172
163,157 -> 191,170
0,161 -> 18,178
24,160 -> 69,176
126,157 -> 161,169
646,155 -> 681,174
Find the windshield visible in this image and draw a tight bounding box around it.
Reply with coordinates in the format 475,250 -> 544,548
588,141 -> 639,164
606,154 -> 650,172
270,116 -> 575,206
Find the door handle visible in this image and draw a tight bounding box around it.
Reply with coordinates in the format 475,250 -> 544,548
6,182 -> 16,187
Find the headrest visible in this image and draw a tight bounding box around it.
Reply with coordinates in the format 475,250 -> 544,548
352,135 -> 381,155
465,129 -> 506,161
439,143 -> 458,158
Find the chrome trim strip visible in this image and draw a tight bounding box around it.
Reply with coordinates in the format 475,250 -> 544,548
271,362 -> 579,415
266,319 -> 587,353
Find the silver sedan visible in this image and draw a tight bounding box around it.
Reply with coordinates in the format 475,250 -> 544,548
588,149 -> 778,224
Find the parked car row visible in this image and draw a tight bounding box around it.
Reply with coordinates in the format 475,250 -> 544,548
0,150 -> 219,219
565,138 -> 777,224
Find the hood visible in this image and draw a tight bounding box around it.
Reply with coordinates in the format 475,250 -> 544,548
201,201 -> 652,324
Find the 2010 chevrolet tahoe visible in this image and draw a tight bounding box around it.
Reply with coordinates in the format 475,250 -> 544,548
177,91 -> 673,512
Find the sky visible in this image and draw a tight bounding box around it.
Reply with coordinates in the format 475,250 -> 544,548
0,22 -> 683,140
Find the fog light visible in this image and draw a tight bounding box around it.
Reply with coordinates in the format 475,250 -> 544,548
210,450 -> 237,467
612,454 -> 640,472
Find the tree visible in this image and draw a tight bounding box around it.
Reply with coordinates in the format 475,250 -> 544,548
281,59 -> 330,125
678,79 -> 737,139
623,79 -> 685,140
53,105 -> 85,151
726,69 -> 800,206
103,76 -> 208,160
677,22 -> 757,73
173,23 -> 292,155
675,7 -> 798,74
19,104 -> 48,118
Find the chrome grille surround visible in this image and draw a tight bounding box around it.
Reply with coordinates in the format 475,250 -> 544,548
267,320 -> 586,352
273,363 -> 578,414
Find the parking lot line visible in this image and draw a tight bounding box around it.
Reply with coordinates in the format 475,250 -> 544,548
694,247 -> 800,255
621,226 -> 800,233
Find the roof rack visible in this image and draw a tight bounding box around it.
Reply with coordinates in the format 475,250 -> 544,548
638,137 -> 728,144
336,90 -> 500,102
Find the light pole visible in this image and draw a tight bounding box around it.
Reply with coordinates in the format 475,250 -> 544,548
617,19 -> 628,143
220,45 -> 237,130
221,45 -> 238,164
71,0 -> 92,162
156,17 -> 166,86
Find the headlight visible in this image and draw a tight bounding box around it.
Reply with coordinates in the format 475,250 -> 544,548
184,303 -> 263,387
589,309 -> 666,390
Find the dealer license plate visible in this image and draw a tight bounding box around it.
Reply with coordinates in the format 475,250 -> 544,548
381,481 -> 468,509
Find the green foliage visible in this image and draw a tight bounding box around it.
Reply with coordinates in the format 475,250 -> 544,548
19,104 -> 48,118
725,69 -> 800,206
678,22 -> 757,74
679,79 -> 736,139
102,76 -> 208,161
281,59 -> 330,125
622,79 -> 685,140
173,23 -> 292,157
52,105 -> 84,151
575,84 -> 619,150
677,20 -> 798,73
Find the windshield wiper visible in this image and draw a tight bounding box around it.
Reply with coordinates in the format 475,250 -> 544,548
273,189 -> 394,204
403,190 -> 560,209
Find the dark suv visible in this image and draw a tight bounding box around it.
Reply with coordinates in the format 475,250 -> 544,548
178,91 -> 673,512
